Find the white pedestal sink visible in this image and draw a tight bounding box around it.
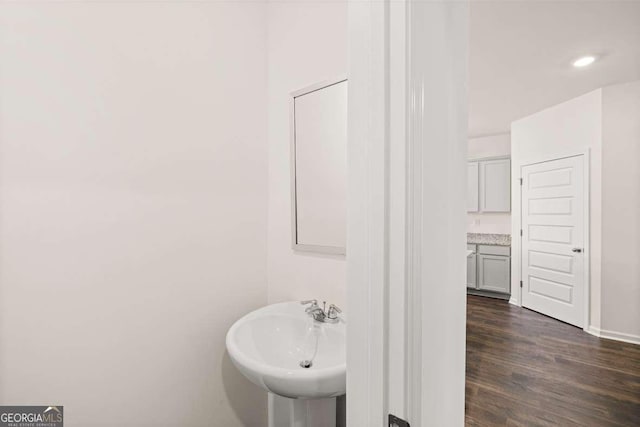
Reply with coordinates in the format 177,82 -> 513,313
226,302 -> 346,427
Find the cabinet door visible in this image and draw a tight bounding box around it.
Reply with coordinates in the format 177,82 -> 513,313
467,247 -> 477,289
477,254 -> 510,294
479,158 -> 510,212
467,162 -> 479,212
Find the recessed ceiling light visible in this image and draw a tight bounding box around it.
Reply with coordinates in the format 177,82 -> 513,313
573,56 -> 596,68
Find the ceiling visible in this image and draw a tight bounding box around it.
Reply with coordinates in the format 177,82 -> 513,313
469,0 -> 640,138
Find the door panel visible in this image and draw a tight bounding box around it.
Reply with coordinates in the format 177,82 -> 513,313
528,251 -> 573,274
528,197 -> 572,215
529,167 -> 572,188
529,276 -> 572,304
529,225 -> 573,243
521,156 -> 585,327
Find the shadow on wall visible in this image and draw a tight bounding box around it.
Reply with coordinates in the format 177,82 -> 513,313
222,352 -> 267,426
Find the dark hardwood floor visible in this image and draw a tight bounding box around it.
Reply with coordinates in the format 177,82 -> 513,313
466,295 -> 640,426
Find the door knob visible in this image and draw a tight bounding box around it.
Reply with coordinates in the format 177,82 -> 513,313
572,248 -> 582,253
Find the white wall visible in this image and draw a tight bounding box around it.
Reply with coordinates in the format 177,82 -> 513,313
0,2 -> 268,426
468,133 -> 510,159
601,81 -> 640,341
468,133 -> 511,234
266,0 -> 348,308
511,90 -> 603,329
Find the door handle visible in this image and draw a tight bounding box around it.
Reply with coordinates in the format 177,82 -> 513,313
572,248 -> 582,253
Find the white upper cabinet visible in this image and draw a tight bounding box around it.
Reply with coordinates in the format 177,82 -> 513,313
480,158 -> 511,212
467,162 -> 479,212
468,158 -> 511,213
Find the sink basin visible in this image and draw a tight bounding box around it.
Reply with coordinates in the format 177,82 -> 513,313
226,302 -> 346,399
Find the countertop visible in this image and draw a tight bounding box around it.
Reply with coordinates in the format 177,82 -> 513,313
467,233 -> 511,247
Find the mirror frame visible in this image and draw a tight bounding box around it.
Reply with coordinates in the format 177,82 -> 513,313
290,76 -> 348,255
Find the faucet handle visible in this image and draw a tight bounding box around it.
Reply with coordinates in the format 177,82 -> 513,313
327,304 -> 342,319
301,300 -> 319,313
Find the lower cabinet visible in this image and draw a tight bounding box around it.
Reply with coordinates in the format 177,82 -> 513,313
467,244 -> 477,288
477,254 -> 510,293
467,244 -> 510,296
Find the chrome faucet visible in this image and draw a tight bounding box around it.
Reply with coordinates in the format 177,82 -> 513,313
301,300 -> 342,324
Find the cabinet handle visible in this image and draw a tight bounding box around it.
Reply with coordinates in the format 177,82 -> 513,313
572,248 -> 582,253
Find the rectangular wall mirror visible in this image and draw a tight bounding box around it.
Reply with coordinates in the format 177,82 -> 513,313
290,78 -> 347,255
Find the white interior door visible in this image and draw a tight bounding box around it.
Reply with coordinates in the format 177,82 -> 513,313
521,155 -> 586,327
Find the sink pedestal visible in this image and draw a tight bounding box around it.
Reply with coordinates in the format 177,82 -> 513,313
268,393 -> 336,427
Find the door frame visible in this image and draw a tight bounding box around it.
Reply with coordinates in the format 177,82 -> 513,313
346,0 -> 388,423
516,150 -> 591,332
347,0 -> 469,425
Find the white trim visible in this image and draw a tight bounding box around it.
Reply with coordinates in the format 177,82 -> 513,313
516,148 -> 590,168
346,0 -> 388,425
289,78 -> 348,256
468,154 -> 510,162
586,326 -> 640,346
586,325 -> 602,337
469,131 -> 511,140
518,150 -> 591,330
289,76 -> 348,99
582,151 -> 591,331
386,0 -> 408,418
348,2 -> 468,425
406,1 -> 469,425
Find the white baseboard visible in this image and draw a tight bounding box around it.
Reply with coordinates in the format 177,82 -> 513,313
586,326 -> 602,337
508,297 -> 519,306
586,325 -> 640,345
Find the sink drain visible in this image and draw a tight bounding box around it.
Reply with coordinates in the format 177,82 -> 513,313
299,360 -> 313,369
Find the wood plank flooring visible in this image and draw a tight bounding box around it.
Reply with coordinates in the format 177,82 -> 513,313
466,295 -> 640,426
